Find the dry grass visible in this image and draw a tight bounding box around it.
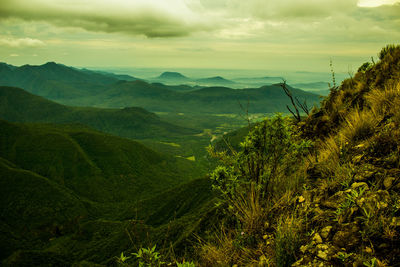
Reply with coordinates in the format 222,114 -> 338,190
365,82 -> 400,117
275,213 -> 303,267
197,228 -> 257,266
339,109 -> 379,143
230,183 -> 265,236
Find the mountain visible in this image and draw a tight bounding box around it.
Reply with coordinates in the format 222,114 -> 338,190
232,76 -> 284,87
158,71 -> 189,80
81,68 -> 139,81
0,86 -> 197,139
196,76 -> 236,86
0,62 -> 320,114
0,62 -> 121,99
293,81 -> 330,95
86,81 -> 321,114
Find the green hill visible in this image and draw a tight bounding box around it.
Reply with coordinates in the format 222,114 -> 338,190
0,157 -> 87,260
0,120 -> 201,202
0,86 -> 198,140
0,119 -> 212,264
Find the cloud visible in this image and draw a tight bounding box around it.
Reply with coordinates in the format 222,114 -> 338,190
195,0 -> 358,19
0,36 -> 45,47
0,0 -> 210,38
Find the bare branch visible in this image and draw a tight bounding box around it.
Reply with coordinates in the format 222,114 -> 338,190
280,80 -> 301,122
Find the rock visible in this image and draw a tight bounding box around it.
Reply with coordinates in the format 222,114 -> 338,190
292,258 -> 304,266
383,177 -> 395,189
317,250 -> 329,261
320,226 -> 333,239
351,182 -> 369,190
332,223 -> 360,248
313,233 -> 323,244
316,244 -> 329,250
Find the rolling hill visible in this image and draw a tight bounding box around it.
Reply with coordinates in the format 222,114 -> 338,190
0,119 -> 213,265
0,86 -> 198,140
85,81 -> 322,114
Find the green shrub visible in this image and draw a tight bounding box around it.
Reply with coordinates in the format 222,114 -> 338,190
210,114 -> 311,203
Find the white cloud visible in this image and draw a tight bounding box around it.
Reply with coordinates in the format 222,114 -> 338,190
0,36 -> 45,47
358,0 -> 400,7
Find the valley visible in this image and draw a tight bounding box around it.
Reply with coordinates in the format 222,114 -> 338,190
1,46 -> 399,267
1,62 -> 314,265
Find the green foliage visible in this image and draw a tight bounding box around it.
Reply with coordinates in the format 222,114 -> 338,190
176,261 -> 196,267
132,246 -> 165,267
358,62 -> 372,72
116,252 -> 131,265
363,257 -> 378,267
337,252 -> 353,263
210,114 -> 311,203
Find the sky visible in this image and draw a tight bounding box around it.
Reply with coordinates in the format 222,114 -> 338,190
0,0 -> 399,73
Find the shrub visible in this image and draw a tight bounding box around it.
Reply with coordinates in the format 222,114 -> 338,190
210,114 -> 311,204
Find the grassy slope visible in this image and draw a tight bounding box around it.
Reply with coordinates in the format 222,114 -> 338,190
195,45 -> 400,266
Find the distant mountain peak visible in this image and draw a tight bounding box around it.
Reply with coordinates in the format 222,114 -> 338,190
43,61 -> 59,67
158,71 -> 188,79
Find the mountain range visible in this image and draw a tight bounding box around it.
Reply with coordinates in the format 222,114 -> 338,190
0,62 -> 321,114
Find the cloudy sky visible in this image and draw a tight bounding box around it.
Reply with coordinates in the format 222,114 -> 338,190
0,0 -> 399,73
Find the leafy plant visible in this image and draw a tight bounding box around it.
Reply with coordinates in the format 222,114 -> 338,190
132,245 -> 165,267
176,261 -> 196,267
116,252 -> 131,266
337,252 -> 353,263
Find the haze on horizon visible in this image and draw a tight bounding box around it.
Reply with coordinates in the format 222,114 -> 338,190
0,0 -> 399,73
